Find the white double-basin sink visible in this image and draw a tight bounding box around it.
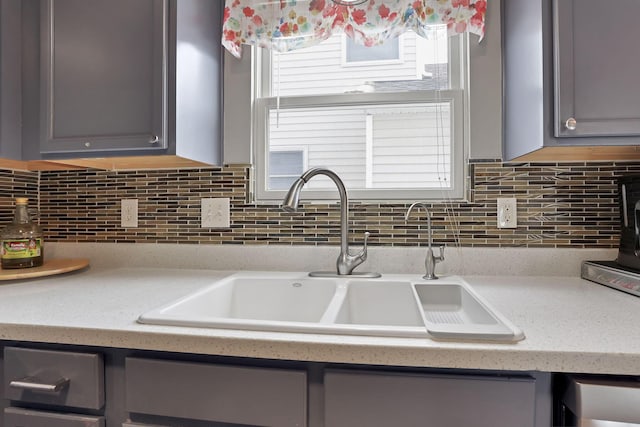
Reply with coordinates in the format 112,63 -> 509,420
138,272 -> 524,342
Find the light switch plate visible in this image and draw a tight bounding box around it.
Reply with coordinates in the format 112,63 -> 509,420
121,199 -> 138,228
201,198 -> 230,228
497,198 -> 517,229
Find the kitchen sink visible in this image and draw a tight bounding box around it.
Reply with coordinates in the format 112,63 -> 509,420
139,272 -> 524,342
138,273 -> 339,333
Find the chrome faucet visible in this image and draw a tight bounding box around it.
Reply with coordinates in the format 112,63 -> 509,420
405,202 -> 444,280
282,167 -> 380,278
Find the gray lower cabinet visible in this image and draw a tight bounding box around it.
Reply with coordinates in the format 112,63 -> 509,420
125,357 -> 308,427
15,0 -> 223,164
324,369 -> 538,427
503,0 -> 640,160
5,407 -> 104,427
0,342 -> 552,427
2,346 -> 105,427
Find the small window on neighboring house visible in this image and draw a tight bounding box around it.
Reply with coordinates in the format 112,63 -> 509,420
268,150 -> 306,190
344,36 -> 400,63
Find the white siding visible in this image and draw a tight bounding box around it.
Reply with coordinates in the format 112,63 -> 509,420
269,104 -> 452,190
272,32 -> 441,96
269,108 -> 366,189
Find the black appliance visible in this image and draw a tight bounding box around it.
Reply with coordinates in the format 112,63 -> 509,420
616,174 -> 640,270
581,175 -> 640,297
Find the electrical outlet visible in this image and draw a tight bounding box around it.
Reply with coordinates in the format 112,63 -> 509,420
497,198 -> 517,229
201,198 -> 230,228
121,199 -> 138,228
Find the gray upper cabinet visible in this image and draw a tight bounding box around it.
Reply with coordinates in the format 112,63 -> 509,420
17,0 -> 223,165
0,0 -> 22,160
503,0 -> 640,160
40,0 -> 167,155
553,0 -> 640,138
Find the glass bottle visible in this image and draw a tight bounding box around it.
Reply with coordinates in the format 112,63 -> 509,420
1,198 -> 44,269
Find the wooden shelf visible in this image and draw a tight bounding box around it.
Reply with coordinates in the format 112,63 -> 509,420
0,258 -> 89,281
511,146 -> 640,162
0,156 -> 211,171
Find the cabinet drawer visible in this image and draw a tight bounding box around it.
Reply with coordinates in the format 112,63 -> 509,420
324,369 -> 536,427
125,357 -> 307,427
5,407 -> 104,427
3,347 -> 104,410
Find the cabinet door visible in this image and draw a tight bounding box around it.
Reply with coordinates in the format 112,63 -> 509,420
5,407 -> 104,427
40,0 -> 166,155
3,346 -> 104,410
324,370 -> 537,427
0,0 -> 22,160
125,357 -> 307,427
554,0 -> 640,138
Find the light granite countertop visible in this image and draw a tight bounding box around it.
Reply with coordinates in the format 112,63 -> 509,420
0,263 -> 638,375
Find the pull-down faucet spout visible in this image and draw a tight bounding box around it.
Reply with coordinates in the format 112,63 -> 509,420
282,167 -> 380,278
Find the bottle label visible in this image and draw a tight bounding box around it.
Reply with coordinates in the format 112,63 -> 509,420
1,239 -> 42,260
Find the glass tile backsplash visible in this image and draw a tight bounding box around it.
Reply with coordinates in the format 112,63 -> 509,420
1,160 -> 635,248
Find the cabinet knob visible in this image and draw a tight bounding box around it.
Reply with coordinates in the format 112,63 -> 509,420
565,117 -> 577,131
149,135 -> 159,144
84,142 -> 91,148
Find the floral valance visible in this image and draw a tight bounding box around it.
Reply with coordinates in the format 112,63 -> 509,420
222,0 -> 487,58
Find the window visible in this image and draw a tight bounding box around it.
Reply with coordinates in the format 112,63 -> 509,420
344,35 -> 400,64
254,29 -> 467,201
268,149 -> 307,190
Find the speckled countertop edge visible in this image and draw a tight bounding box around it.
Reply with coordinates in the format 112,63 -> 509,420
0,264 -> 637,375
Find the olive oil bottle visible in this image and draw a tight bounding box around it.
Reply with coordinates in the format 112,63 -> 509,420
0,198 -> 44,269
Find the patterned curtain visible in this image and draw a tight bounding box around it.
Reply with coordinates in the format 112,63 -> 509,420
222,0 -> 487,58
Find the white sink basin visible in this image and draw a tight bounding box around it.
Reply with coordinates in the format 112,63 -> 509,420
139,272 -> 524,342
328,280 -> 428,338
138,273 -> 339,333
335,280 -> 423,326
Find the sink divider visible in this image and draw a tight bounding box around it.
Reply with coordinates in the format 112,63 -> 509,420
319,282 -> 349,324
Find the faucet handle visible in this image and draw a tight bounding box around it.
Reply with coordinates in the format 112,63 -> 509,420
358,231 -> 370,259
435,245 -> 445,262
363,231 -> 370,245
349,231 -> 370,260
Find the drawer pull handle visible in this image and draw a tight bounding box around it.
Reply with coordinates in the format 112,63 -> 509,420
10,376 -> 70,393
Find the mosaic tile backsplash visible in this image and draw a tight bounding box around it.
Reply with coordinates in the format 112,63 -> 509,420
0,169 -> 39,217
0,161 -> 636,248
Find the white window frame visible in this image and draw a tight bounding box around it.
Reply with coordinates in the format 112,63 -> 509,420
253,34 -> 469,202
223,0 -> 503,183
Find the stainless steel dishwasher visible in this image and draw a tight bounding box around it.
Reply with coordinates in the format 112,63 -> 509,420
559,376 -> 640,426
